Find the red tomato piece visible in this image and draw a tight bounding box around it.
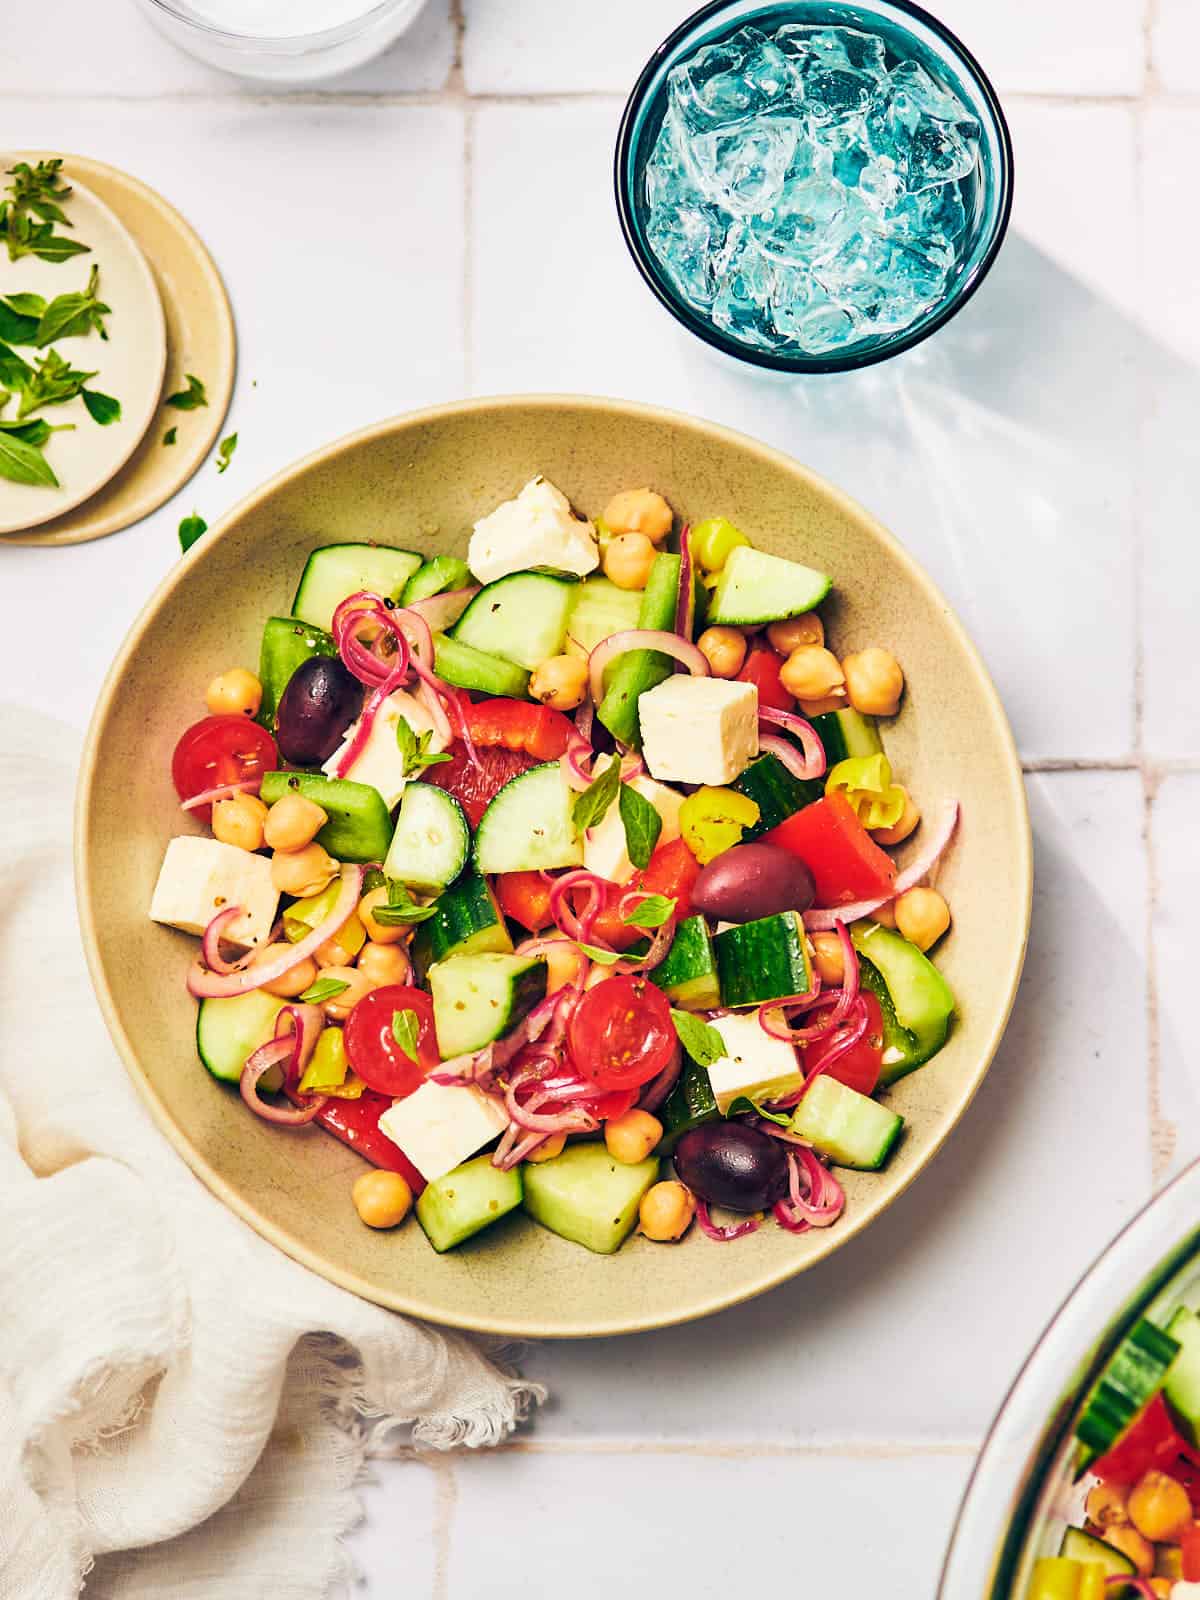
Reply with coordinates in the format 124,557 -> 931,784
765,792 -> 897,907
567,974 -> 676,1090
171,715 -> 278,822
738,645 -> 794,713
1182,1521 -> 1200,1577
424,743 -> 536,828
806,991 -> 884,1096
343,986 -> 439,1099
1093,1394 -> 1195,1486
589,836 -> 702,951
495,870 -> 555,932
302,1089 -> 426,1196
465,698 -> 574,762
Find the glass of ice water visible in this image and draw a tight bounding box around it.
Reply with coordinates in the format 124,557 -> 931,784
136,0 -> 429,83
615,0 -> 1013,374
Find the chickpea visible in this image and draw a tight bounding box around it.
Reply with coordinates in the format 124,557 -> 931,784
872,787 -> 920,847
798,694 -> 848,718
319,966 -> 375,1022
1085,1480 -> 1129,1530
809,930 -> 845,987
358,886 -> 409,945
352,1169 -> 413,1229
530,654 -> 589,711
205,666 -> 262,719
314,911 -> 366,969
1101,1523 -> 1154,1576
843,647 -> 904,717
251,943 -> 319,999
1129,1470 -> 1193,1543
525,1132 -> 568,1163
271,841 -> 338,898
605,1109 -> 663,1165
697,626 -> 747,680
357,941 -> 412,987
264,793 -> 328,852
779,645 -> 845,702
768,613 -> 824,655
639,1180 -> 696,1242
871,900 -> 897,929
211,791 -> 268,852
602,488 -> 673,545
603,531 -> 657,591
584,961 -> 611,990
544,937 -> 586,994
894,887 -> 950,952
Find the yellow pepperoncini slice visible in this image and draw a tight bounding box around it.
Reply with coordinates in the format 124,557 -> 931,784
679,786 -> 760,865
824,754 -> 906,831
298,1025 -> 364,1099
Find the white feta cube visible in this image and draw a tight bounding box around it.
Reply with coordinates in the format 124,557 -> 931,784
638,676 -> 759,787
467,476 -> 599,585
149,836 -> 279,949
321,688 -> 446,810
706,1011 -> 803,1115
582,775 -> 684,882
377,1080 -> 510,1183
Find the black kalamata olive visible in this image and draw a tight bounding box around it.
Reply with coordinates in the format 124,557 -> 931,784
275,657 -> 362,766
691,843 -> 815,924
674,1123 -> 789,1213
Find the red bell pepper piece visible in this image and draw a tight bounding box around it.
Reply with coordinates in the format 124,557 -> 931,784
1181,1520 -> 1200,1578
495,869 -> 555,932
590,836 -> 701,951
287,1086 -> 426,1195
764,791 -> 897,907
737,645 -> 794,713
1092,1393 -> 1195,1485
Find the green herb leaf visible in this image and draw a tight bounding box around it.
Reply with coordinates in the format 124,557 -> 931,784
35,265 -> 111,345
215,431 -> 237,473
15,347 -> 97,419
371,878 -> 439,926
0,417 -> 71,446
0,161 -> 90,264
0,429 -> 57,487
82,388 -> 120,426
0,341 -> 32,390
670,1010 -> 726,1069
572,755 -> 621,833
163,425 -> 177,446
621,892 -> 676,930
164,373 -> 208,411
577,942 -> 621,966
4,293 -> 45,317
361,866 -> 388,895
178,511 -> 207,552
390,1008 -> 421,1063
727,1095 -> 793,1126
297,976 -> 350,1005
0,299 -> 39,345
395,715 -> 453,778
618,782 -> 662,872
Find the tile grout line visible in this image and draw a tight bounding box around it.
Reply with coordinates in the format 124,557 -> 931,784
429,1456 -> 458,1600
467,1437 -> 982,1458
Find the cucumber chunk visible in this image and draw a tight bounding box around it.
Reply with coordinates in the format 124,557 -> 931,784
412,870 -> 513,973
429,951 -> 548,1059
522,1143 -> 659,1254
383,784 -> 469,892
1058,1528 -> 1135,1588
1165,1307 -> 1200,1445
789,1075 -> 903,1170
658,1057 -> 720,1153
809,706 -> 883,766
732,752 -> 822,839
416,1154 -> 523,1252
197,990 -> 285,1083
292,543 -> 422,631
1074,1317 -> 1180,1473
565,577 -> 643,660
433,633 -> 531,698
402,555 -> 472,606
474,762 -> 582,875
257,616 -> 336,731
452,573 -> 575,671
596,552 -> 680,748
714,911 -> 813,1007
707,546 -> 832,627
649,915 -> 721,1011
259,771 -> 392,863
858,957 -> 926,1087
851,923 -> 955,1068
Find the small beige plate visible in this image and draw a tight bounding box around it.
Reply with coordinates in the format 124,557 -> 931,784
0,166 -> 166,534
76,396 -> 1032,1339
1,153 -> 235,547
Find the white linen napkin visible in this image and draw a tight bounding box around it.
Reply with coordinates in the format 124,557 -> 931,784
0,706 -> 541,1600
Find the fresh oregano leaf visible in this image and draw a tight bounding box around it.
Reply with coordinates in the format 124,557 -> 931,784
390,1008 -> 421,1063
670,1009 -> 726,1068
572,755 -> 621,833
178,511 -> 207,552
621,892 -> 676,929
164,373 -> 208,410
0,430 -> 57,487
215,431 -> 237,473
297,975 -> 350,1005
618,781 -> 662,872
82,388 -> 120,426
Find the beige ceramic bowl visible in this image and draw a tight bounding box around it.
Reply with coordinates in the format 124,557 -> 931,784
76,395 -> 1031,1338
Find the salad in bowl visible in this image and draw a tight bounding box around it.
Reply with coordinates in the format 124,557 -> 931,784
150,472 -> 960,1259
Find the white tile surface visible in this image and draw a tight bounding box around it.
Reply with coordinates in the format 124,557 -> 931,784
462,0 -> 1143,97
1151,0 -> 1200,94
1151,775 -> 1200,1180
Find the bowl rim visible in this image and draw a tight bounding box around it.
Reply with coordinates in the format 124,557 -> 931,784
74,392 -> 1032,1337
613,0 -> 1016,375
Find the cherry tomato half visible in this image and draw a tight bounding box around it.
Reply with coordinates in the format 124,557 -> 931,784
805,991 -> 884,1097
171,715 -> 278,822
738,645 -> 794,713
495,869 -> 555,932
567,974 -> 676,1091
343,986 -> 439,1099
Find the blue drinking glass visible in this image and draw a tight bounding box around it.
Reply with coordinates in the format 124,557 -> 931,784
615,0 -> 1014,374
